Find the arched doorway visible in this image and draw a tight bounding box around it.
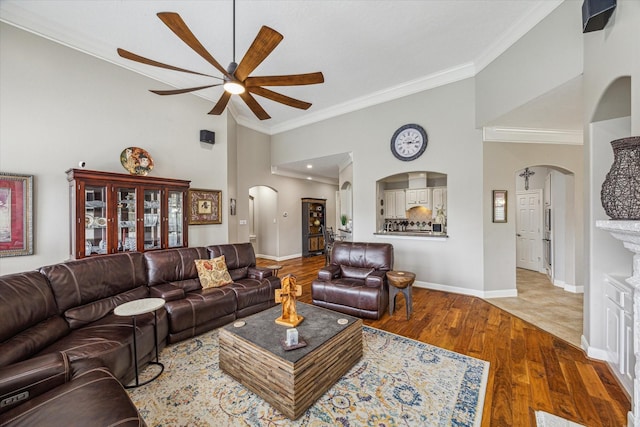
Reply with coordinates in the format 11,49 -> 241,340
515,165 -> 578,292
248,186 -> 278,259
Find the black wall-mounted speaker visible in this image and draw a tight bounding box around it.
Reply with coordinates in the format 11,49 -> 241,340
200,130 -> 215,144
582,0 -> 616,33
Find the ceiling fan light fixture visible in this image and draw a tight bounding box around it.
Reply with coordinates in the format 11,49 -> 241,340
223,79 -> 245,94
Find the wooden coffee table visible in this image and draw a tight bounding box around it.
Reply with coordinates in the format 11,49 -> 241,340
219,302 -> 362,420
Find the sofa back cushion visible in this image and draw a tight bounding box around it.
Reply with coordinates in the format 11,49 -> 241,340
144,247 -> 209,292
331,242 -> 394,271
207,243 -> 256,280
0,271 -> 69,366
40,252 -> 148,329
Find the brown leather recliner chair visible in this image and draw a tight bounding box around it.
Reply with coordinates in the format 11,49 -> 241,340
311,242 -> 394,319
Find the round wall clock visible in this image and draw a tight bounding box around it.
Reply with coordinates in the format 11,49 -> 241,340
390,124 -> 428,161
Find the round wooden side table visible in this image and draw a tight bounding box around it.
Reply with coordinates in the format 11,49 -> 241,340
265,265 -> 283,277
386,271 -> 416,320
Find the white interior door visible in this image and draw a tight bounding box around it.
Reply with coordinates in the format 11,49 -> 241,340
516,190 -> 542,271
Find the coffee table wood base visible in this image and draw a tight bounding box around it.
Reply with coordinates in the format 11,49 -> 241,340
219,318 -> 362,420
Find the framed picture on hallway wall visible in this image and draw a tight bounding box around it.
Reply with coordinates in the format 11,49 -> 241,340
0,172 -> 34,257
188,188 -> 222,225
492,190 -> 507,223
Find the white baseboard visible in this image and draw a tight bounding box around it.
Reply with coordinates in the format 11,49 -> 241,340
585,342 -> 609,362
553,279 -> 584,294
413,281 -> 517,299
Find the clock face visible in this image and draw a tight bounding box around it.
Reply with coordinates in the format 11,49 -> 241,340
390,124 -> 428,161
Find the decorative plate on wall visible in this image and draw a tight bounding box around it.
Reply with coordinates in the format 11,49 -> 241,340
120,147 -> 154,176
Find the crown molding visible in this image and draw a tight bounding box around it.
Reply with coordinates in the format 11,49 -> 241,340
483,126 -> 583,145
269,63 -> 476,135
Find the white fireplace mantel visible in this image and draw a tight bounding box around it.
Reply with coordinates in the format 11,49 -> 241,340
596,220 -> 640,427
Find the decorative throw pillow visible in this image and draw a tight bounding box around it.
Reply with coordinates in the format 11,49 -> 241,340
195,256 -> 232,289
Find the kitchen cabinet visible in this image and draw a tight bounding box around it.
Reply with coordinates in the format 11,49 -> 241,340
604,274 -> 634,393
67,169 -> 190,259
384,190 -> 406,218
302,198 -> 326,256
405,188 -> 431,210
432,187 -> 447,214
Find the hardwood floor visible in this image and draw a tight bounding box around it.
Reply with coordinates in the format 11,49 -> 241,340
257,255 -> 630,427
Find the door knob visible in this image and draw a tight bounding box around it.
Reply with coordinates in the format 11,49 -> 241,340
516,234 -> 522,237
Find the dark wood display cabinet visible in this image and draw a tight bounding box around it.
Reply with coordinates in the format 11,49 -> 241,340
67,169 -> 190,259
302,198 -> 326,257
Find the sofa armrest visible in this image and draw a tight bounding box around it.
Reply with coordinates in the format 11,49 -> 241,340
364,270 -> 386,288
247,267 -> 272,280
149,283 -> 185,301
0,352 -> 70,415
317,264 -> 341,281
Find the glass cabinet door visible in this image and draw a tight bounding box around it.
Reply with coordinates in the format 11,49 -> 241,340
117,188 -> 137,253
167,190 -> 184,248
84,185 -> 108,256
143,189 -> 162,250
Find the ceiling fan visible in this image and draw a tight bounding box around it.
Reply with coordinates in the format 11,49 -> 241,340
117,3 -> 324,120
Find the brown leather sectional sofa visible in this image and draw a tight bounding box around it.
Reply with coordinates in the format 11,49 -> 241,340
0,243 -> 279,427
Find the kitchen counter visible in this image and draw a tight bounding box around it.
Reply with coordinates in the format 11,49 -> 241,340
374,231 -> 448,238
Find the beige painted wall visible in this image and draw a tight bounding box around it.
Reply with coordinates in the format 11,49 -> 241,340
272,78 -> 488,294
582,0 -> 640,353
475,0 -> 582,127
236,126 -> 337,259
482,142 -> 584,292
0,23 -> 230,274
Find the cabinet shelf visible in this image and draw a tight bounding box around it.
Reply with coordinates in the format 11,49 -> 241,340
302,198 -> 326,257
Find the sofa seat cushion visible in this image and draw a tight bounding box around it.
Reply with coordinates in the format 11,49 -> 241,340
36,310 -> 168,383
311,278 -> 382,312
0,359 -> 146,427
230,276 -> 280,311
0,271 -> 69,367
63,286 -> 149,329
164,286 -> 237,336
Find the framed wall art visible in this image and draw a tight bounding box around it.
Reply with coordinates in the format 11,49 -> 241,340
492,190 -> 507,223
0,172 -> 34,256
188,188 -> 222,225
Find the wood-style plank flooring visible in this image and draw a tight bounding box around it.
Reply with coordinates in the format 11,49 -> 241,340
257,255 -> 630,427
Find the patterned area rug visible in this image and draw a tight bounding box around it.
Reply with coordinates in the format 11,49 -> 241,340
128,326 -> 489,426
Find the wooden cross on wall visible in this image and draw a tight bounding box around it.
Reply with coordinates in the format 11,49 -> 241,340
275,275 -> 304,327
519,167 -> 535,190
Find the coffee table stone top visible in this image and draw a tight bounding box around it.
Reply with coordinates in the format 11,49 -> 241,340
221,302 -> 360,363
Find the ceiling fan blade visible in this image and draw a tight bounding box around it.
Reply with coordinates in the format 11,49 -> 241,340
208,91 -> 232,115
157,12 -> 231,79
117,48 -> 219,78
244,72 -> 324,87
234,26 -> 284,82
150,84 -> 221,96
239,92 -> 271,120
248,86 -> 312,110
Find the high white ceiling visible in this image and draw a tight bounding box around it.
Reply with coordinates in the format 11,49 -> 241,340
1,0 -> 574,182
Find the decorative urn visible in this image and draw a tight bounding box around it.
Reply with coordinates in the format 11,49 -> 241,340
600,136 -> 640,220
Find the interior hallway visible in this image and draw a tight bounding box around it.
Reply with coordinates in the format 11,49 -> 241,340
485,268 -> 583,347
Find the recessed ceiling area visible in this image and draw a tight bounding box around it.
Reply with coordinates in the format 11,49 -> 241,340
271,153 -> 351,185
